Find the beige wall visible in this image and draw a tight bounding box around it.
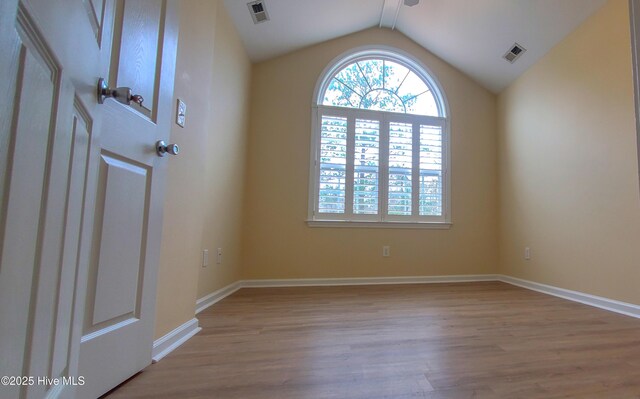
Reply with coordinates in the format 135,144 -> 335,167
243,28 -> 498,279
196,2 -> 252,300
155,0 -> 640,340
154,0 -> 251,339
497,0 -> 640,304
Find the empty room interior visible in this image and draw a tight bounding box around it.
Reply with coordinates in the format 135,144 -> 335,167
1,0 -> 640,398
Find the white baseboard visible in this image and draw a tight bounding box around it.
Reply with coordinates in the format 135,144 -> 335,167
163,274 -> 638,366
498,275 -> 640,319
192,274 -> 640,334
193,275 -> 498,314
241,274 -> 500,288
195,281 -> 243,314
152,318 -> 201,363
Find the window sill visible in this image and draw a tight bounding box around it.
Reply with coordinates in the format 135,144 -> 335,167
306,220 -> 452,229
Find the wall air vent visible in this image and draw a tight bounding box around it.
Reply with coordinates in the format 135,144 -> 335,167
248,0 -> 270,24
503,43 -> 526,64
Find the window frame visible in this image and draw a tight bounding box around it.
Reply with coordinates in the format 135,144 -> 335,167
307,46 -> 451,228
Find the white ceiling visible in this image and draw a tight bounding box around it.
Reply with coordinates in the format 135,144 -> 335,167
225,0 -> 607,93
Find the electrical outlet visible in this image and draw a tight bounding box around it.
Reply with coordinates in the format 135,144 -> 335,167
216,248 -> 222,264
524,247 -> 531,260
202,249 -> 209,267
383,245 -> 390,257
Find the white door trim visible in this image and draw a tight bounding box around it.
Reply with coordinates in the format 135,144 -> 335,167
629,0 -> 640,192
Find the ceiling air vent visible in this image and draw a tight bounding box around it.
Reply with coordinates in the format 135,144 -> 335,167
503,43 -> 526,64
247,0 -> 270,24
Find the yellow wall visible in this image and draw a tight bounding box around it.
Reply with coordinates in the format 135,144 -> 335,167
154,0 -> 251,339
242,28 -> 498,279
156,0 -> 640,340
497,0 -> 640,304
196,2 -> 252,300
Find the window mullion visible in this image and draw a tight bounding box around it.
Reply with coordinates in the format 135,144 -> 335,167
380,115 -> 389,222
412,121 -> 420,217
345,114 -> 356,219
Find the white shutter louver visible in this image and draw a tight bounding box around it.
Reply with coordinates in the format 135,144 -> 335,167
353,119 -> 380,215
318,115 -> 347,214
419,125 -> 443,216
388,122 -> 413,216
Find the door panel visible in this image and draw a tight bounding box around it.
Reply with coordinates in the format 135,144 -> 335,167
0,20 -> 55,399
25,83 -> 93,399
90,154 -> 148,327
50,102 -> 93,381
113,0 -> 163,118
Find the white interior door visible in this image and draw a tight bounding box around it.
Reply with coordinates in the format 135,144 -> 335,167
0,0 -> 103,398
0,1 -> 178,398
76,1 -> 178,398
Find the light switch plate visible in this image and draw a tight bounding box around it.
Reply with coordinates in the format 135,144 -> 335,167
176,99 -> 186,128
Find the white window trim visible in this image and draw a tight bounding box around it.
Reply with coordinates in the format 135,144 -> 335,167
306,220 -> 452,229
307,46 -> 451,228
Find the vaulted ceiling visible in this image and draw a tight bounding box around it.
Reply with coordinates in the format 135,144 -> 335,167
224,0 -> 607,93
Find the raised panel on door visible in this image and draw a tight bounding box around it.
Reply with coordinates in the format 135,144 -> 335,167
0,13 -> 57,399
25,92 -> 95,399
110,0 -> 164,120
50,102 -> 93,383
86,153 -> 149,332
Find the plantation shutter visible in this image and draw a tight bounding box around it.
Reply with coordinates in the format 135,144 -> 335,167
353,119 -> 380,215
318,115 -> 347,214
311,54 -> 450,225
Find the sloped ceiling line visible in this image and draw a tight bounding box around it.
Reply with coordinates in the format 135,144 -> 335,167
225,0 -> 607,93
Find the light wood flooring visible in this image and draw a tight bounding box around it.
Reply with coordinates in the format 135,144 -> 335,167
104,282 -> 640,398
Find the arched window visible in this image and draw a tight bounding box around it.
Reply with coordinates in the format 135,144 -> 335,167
322,58 -> 440,116
308,48 -> 450,226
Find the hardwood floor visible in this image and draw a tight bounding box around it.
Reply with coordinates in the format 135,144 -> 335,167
104,282 -> 640,398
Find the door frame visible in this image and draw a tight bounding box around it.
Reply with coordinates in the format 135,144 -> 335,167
630,0 -> 640,193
